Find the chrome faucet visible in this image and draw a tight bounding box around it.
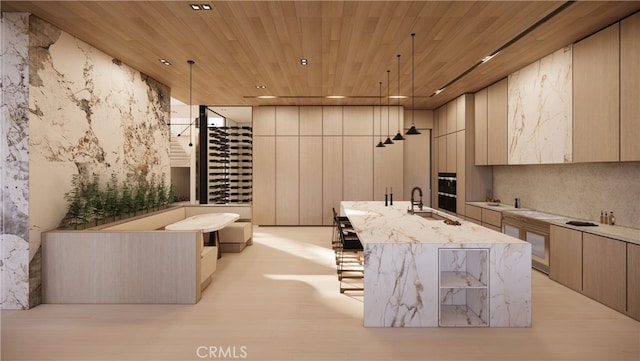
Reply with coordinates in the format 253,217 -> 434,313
409,186 -> 423,214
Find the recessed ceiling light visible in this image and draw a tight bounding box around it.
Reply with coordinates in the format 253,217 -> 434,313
257,95 -> 277,99
326,95 -> 345,99
388,95 -> 407,99
300,58 -> 308,66
201,4 -> 212,10
434,88 -> 445,95
159,58 -> 171,66
256,85 -> 267,89
190,4 -> 201,10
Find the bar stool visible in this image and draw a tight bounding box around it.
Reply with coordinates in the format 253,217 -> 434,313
336,218 -> 364,293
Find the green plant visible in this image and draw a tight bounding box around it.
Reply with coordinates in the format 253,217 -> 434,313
120,180 -> 134,216
147,174 -> 158,211
158,177 -> 168,207
104,173 -> 120,222
133,176 -> 148,214
62,174 -> 89,229
168,183 -> 177,204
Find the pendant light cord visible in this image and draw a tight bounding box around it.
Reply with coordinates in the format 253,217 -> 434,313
411,33 -> 415,128
387,70 -> 390,138
188,60 -> 195,147
397,54 -> 401,132
379,81 -> 383,141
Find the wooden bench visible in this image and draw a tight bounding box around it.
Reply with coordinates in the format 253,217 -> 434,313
218,222 -> 253,253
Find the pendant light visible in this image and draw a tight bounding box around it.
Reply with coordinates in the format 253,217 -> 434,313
392,54 -> 405,141
406,33 -> 421,135
375,81 -> 385,148
187,60 -> 195,147
383,70 -> 394,145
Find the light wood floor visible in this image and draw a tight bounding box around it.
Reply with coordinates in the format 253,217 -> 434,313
2,226 -> 639,361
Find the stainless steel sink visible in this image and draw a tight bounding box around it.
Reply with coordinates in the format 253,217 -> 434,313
412,210 -> 446,221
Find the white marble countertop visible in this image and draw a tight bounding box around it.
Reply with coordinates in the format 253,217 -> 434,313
466,201 -> 640,246
165,213 -> 240,232
341,201 -> 525,245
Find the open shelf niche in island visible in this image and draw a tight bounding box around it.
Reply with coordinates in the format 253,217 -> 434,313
439,248 -> 489,327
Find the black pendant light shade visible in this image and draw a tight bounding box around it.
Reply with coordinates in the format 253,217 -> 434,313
376,81 -> 385,148
393,54 -> 405,141
406,33 -> 421,135
384,70 -> 394,145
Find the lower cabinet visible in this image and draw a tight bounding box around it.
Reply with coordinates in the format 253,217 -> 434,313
549,225 -> 583,292
439,248 -> 489,327
582,233 -> 627,314
627,243 -> 640,320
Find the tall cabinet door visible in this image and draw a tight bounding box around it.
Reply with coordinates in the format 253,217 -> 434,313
487,79 -> 508,165
323,136 -> 342,225
374,138 -> 403,201
300,136 -> 322,225
275,137 -> 299,225
583,233 -> 626,314
621,13 -> 640,161
573,23 -> 620,162
343,137 -> 373,201
253,136 -> 276,224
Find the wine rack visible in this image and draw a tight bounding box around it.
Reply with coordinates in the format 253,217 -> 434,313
207,125 -> 253,204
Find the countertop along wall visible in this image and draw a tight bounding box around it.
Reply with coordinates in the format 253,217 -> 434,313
493,162 -> 640,229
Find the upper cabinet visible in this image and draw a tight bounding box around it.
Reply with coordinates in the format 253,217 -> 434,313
474,88 -> 488,166
573,23 -> 620,163
486,79 -> 508,165
507,47 -> 573,164
620,12 -> 640,161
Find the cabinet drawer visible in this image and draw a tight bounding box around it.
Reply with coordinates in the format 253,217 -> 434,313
465,205 -> 482,222
583,233 -> 626,313
481,209 -> 502,228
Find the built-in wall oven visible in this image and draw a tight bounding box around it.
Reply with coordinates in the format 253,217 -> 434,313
437,173 -> 457,213
502,211 -> 551,274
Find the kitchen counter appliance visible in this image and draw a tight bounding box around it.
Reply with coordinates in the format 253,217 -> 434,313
437,173 -> 456,213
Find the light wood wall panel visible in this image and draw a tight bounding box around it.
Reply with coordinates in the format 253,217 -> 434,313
253,136 -> 276,224
322,136 -> 343,225
583,233 -> 626,314
474,88 -> 488,165
403,127 -> 430,204
573,23 -> 620,162
487,78 -> 508,165
275,106 -> 299,136
456,130 -> 466,214
343,106 -> 374,135
620,12 -> 640,161
343,136 -> 373,201
275,137 -> 299,225
299,136 -> 323,225
253,106 -> 275,136
438,137 -> 447,173
299,106 -> 322,136
322,106 -> 343,135
437,106 -> 447,137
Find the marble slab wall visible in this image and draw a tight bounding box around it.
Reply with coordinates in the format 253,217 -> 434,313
1,14 -> 172,309
1,13 -> 31,310
507,46 -> 572,164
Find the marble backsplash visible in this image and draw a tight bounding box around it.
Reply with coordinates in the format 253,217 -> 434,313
508,46 -> 572,164
494,162 -> 640,228
1,14 -> 171,309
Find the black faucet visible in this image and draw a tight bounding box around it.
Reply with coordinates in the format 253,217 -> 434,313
409,186 -> 423,214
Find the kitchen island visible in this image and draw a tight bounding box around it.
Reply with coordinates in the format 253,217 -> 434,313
341,201 -> 531,328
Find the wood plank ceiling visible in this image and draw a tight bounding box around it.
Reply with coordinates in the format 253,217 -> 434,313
3,1 -> 640,109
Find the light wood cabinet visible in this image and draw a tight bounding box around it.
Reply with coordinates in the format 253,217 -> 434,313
299,106 -> 322,136
437,106 -> 447,137
322,106 -> 343,136
322,136 -> 342,225
583,233 -> 626,314
465,204 -> 482,222
446,133 -> 456,173
446,101 -> 457,135
573,23 -> 620,163
299,136 -> 322,225
252,136 -> 276,224
343,106 -> 373,135
487,79 -> 508,165
252,106 -> 275,136
620,13 -> 640,161
275,137 -> 299,225
343,136 -> 373,201
627,243 -> 640,321
456,131 -> 465,214
549,225 -> 583,292
437,137 -> 447,173
481,208 -> 501,229
456,95 -> 466,131
474,88 -> 488,166
275,106 -> 299,136
374,135 -> 403,202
